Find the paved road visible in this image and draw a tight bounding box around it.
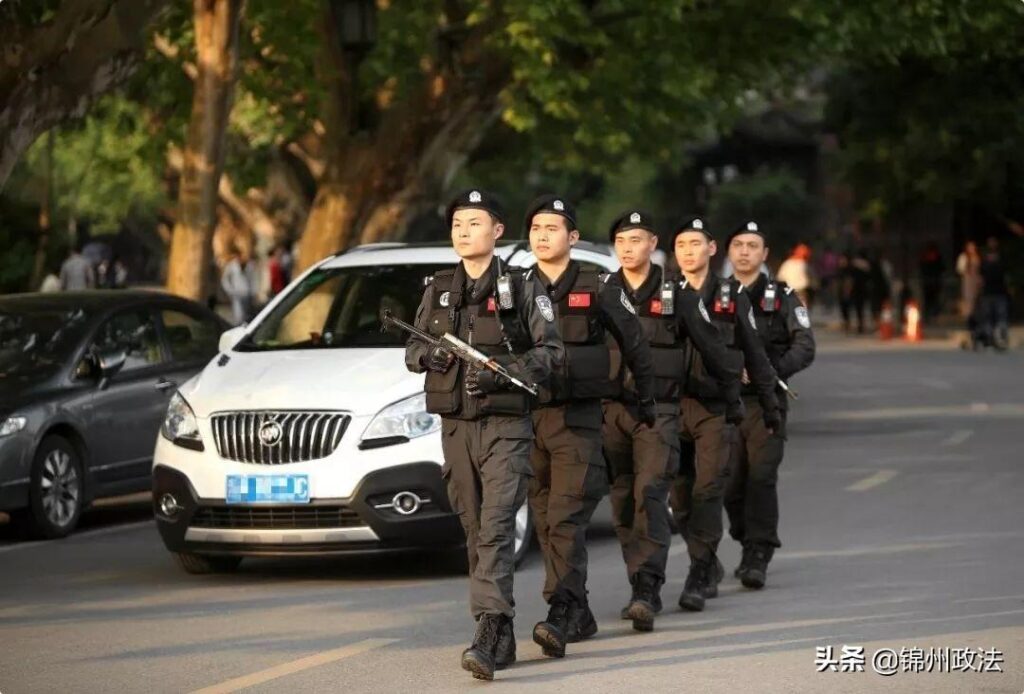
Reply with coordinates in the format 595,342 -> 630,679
2,337 -> 1024,693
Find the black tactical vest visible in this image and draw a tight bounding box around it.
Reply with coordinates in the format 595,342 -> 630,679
422,268 -> 532,418
612,272 -> 684,402
542,269 -> 614,404
683,276 -> 744,401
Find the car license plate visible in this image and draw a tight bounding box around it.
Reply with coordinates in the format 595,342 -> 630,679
226,474 -> 310,504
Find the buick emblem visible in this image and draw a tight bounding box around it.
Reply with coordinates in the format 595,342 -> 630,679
259,420 -> 283,446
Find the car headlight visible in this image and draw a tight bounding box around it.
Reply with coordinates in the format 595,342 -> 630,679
161,393 -> 204,451
360,392 -> 440,448
0,416 -> 27,438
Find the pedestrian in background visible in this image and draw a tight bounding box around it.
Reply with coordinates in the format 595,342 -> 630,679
59,243 -> 95,291
956,240 -> 982,319
221,249 -> 257,325
776,243 -> 812,308
977,237 -> 1010,350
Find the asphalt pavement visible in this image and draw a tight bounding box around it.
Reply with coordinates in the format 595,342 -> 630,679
2,333 -> 1023,693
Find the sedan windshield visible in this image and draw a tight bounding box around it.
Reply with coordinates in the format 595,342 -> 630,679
0,307 -> 90,376
238,264 -> 448,351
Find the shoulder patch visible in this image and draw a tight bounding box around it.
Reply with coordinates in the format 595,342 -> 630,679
795,305 -> 811,328
748,306 -> 758,330
698,298 -> 711,323
536,295 -> 555,322
439,291 -> 451,307
619,289 -> 636,315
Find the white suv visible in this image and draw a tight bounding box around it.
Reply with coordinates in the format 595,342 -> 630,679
152,240 -> 619,573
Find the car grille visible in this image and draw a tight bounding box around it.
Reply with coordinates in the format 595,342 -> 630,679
191,505 -> 364,529
210,411 -> 350,464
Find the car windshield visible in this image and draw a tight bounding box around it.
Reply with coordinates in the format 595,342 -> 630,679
238,264 -> 449,351
0,307 -> 90,377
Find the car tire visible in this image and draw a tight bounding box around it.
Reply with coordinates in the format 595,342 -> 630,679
172,552 -> 243,574
15,435 -> 85,540
512,497 -> 533,568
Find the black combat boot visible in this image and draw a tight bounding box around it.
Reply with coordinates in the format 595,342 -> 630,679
533,599 -> 570,658
678,558 -> 712,612
620,573 -> 663,619
735,543 -> 754,579
462,614 -> 505,680
566,600 -> 598,643
495,616 -> 516,670
741,543 -> 774,590
705,554 -> 725,599
626,571 -> 662,632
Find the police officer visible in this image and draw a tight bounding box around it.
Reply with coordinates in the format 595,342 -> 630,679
604,210 -> 741,632
724,221 -> 815,589
524,195 -> 656,658
670,216 -> 781,612
405,189 -> 564,681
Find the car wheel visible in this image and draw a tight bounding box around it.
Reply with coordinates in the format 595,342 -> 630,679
18,435 -> 84,539
512,497 -> 533,568
172,552 -> 243,574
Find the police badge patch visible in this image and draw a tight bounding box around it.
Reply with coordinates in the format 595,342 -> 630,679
795,306 -> 811,328
468,190 -> 482,203
619,290 -> 636,315
536,295 -> 555,322
439,291 -> 450,307
698,298 -> 711,323
748,307 -> 757,330
629,212 -> 641,224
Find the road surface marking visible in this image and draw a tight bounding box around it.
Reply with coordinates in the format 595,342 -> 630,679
0,520 -> 153,554
778,540 -> 958,560
953,594 -> 1024,604
846,469 -> 898,492
941,429 -> 973,447
189,638 -> 398,694
824,403 -> 1024,421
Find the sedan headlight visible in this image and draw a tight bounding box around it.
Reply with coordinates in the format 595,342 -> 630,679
161,392 -> 204,451
0,416 -> 27,438
360,393 -> 440,448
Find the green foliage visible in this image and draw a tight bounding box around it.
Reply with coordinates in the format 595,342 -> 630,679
11,96 -> 168,236
707,167 -> 820,257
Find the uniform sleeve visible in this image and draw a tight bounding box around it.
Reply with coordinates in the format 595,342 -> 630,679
599,284 -> 655,403
776,291 -> 816,379
734,290 -> 780,413
404,282 -> 435,374
677,289 -> 742,397
508,274 -> 565,386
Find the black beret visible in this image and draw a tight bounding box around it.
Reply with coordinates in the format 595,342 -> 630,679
524,194 -> 577,232
445,189 -> 506,228
607,209 -> 655,241
725,220 -> 766,247
673,215 -> 713,241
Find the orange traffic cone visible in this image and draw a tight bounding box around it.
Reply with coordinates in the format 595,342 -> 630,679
904,299 -> 922,342
879,300 -> 894,340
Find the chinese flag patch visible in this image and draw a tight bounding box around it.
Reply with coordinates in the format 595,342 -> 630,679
568,293 -> 591,308
486,297 -> 497,312
650,299 -> 663,315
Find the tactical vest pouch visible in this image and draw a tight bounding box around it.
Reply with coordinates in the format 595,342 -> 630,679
478,353 -> 530,415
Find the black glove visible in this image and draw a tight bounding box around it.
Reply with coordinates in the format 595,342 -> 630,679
725,399 -> 746,425
424,345 -> 456,373
465,367 -> 510,397
762,407 -> 782,433
637,398 -> 657,428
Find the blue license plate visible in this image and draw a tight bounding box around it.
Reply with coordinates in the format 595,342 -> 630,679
226,474 -> 310,504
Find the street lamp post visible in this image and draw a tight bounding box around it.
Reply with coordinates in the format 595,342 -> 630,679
328,0 -> 378,133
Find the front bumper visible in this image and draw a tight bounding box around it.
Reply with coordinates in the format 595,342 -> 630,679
152,462 -> 463,557
0,432 -> 32,512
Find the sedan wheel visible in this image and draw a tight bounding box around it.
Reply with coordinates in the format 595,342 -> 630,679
21,436 -> 84,539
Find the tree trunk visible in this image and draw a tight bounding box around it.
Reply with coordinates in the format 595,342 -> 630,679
165,0 -> 245,301
0,0 -> 168,190
30,130 -> 55,290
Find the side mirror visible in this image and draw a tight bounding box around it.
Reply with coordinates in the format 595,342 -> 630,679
218,325 -> 247,353
96,349 -> 127,389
